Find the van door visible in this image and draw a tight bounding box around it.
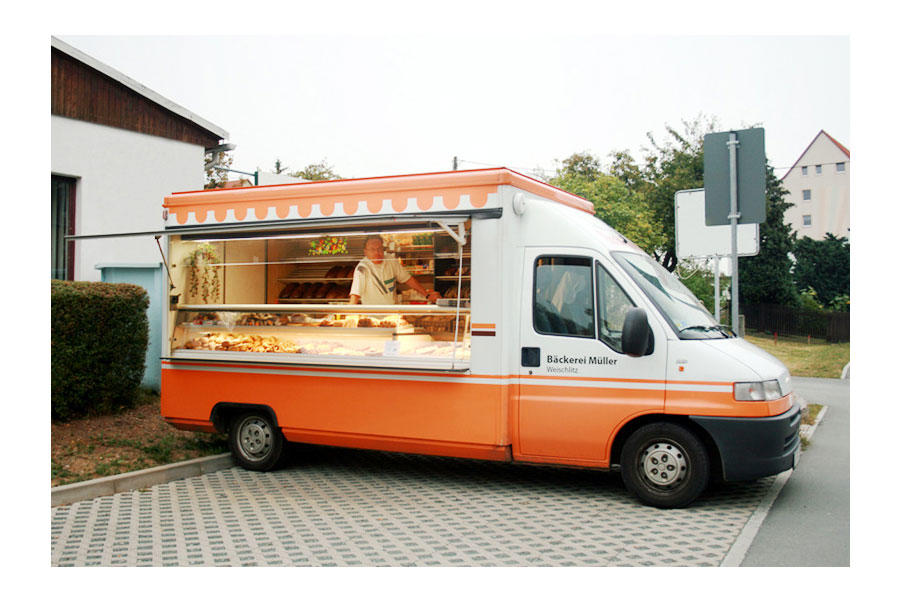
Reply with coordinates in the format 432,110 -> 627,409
515,248 -> 667,466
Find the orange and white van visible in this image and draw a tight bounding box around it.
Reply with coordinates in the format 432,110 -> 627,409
160,168 -> 800,508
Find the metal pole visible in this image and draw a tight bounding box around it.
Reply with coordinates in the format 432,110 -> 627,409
727,132 -> 740,334
714,255 -> 721,323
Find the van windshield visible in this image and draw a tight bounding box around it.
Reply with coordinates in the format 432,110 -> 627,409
611,252 -> 734,339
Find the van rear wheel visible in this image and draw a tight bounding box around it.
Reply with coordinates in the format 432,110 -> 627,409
621,422 -> 709,508
229,411 -> 284,471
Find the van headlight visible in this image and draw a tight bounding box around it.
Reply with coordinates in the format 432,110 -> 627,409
734,380 -> 783,401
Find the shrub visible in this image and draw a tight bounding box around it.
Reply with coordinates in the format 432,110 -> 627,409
51,280 -> 149,421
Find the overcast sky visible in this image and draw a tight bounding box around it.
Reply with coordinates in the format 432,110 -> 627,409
57,34 -> 849,182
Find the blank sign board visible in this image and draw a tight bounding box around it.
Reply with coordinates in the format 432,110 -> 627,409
675,189 -> 759,260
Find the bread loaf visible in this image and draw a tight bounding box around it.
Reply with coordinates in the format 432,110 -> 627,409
280,282 -> 298,298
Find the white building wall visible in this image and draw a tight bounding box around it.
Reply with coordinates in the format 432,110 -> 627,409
51,115 -> 207,281
782,133 -> 850,241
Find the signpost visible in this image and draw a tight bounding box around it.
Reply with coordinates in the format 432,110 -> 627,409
703,128 -> 766,333
674,189 -> 758,322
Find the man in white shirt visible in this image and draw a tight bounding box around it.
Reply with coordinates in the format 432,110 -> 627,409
349,235 -> 440,305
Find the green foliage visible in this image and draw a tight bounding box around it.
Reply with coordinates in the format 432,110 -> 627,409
828,293 -> 850,312
738,165 -> 799,306
798,287 -> 825,311
292,160 -> 341,181
51,281 -> 149,422
792,234 -> 850,307
610,116 -> 717,271
204,151 -> 234,189
676,265 -> 729,316
550,153 -> 665,254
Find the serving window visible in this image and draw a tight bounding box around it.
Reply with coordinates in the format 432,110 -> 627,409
166,221 -> 472,368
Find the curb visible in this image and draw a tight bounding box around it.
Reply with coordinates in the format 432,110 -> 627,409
51,453 -> 234,507
841,362 -> 850,379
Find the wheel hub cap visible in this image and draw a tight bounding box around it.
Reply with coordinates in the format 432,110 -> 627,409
640,442 -> 688,487
239,419 -> 271,458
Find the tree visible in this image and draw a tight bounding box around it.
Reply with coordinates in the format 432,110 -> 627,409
204,151 -> 234,189
550,153 -> 665,254
792,233 -> 850,307
292,160 -> 341,181
632,117 -> 715,272
738,165 -> 799,307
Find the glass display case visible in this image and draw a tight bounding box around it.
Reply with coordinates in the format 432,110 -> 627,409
170,304 -> 471,369
165,220 -> 472,369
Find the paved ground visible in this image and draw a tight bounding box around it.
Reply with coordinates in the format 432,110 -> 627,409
51,445 -> 778,567
740,377 -> 850,566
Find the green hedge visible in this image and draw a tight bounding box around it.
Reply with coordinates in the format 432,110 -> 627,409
51,280 -> 149,421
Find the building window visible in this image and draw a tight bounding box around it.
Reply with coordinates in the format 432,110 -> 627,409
802,189 -> 812,201
815,164 -> 822,175
801,166 -> 808,176
836,162 -> 846,172
802,215 -> 812,227
52,175 -> 76,280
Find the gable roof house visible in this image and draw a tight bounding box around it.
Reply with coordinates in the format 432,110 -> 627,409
51,36 -> 230,282
51,36 -> 230,390
781,130 -> 850,241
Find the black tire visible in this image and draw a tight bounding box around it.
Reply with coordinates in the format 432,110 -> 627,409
228,411 -> 285,471
620,422 -> 710,508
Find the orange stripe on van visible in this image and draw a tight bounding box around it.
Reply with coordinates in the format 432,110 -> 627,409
163,359 -> 743,389
665,390 -> 793,418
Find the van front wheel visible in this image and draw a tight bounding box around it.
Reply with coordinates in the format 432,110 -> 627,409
229,411 -> 284,471
621,423 -> 710,508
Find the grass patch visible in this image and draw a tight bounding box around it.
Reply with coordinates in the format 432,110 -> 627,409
52,392 -> 228,487
799,403 -> 824,451
744,332 -> 849,378
803,403 -> 824,426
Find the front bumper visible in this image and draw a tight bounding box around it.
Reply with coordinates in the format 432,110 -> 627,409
690,402 -> 802,481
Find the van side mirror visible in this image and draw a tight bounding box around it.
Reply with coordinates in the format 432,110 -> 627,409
622,307 -> 651,357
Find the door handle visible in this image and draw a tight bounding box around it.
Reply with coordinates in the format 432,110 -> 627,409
521,347 -> 541,367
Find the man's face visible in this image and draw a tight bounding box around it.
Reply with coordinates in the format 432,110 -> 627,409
364,238 -> 385,264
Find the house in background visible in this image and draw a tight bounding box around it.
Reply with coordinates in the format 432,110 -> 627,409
51,36 -> 230,281
781,130 -> 850,241
51,36 -> 230,389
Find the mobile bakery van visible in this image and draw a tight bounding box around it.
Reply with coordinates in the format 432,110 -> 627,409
158,168 -> 800,508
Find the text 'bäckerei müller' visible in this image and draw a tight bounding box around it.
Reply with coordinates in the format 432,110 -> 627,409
546,354 -> 618,366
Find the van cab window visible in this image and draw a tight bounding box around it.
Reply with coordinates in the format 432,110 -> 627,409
533,256 -> 594,338
612,251 -> 734,339
595,262 -> 635,352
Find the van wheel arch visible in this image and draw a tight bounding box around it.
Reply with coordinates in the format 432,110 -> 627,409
211,403 -> 280,434
610,415 -> 723,482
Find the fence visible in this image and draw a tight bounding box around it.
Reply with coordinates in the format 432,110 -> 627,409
741,303 -> 850,342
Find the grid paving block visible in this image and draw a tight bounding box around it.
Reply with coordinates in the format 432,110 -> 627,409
51,446 -> 775,567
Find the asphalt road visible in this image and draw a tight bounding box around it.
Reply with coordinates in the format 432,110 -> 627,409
740,376 -> 850,566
